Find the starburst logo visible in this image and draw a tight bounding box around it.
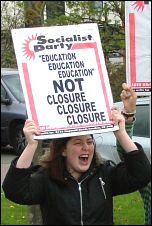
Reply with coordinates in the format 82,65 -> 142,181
132,1 -> 145,11
22,34 -> 37,60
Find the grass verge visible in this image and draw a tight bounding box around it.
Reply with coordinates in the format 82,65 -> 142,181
1,189 -> 27,225
113,191 -> 144,225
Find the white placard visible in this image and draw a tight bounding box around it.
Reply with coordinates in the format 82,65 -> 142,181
125,1 -> 151,96
11,23 -> 118,139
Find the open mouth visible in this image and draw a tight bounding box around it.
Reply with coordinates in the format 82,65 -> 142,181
79,154 -> 89,164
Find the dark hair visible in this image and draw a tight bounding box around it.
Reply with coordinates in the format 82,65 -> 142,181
40,135 -> 98,184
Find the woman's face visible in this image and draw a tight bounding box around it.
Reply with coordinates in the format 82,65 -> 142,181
62,135 -> 95,179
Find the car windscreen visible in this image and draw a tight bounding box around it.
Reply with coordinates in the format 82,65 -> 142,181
133,104 -> 150,138
2,74 -> 25,103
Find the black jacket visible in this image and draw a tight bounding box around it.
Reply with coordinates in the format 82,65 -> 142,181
2,143 -> 151,225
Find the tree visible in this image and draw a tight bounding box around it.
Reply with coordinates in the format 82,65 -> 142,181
1,1 -> 24,68
1,1 -> 125,66
101,1 -> 125,63
24,1 -> 46,27
46,1 -> 65,20
44,1 -> 125,64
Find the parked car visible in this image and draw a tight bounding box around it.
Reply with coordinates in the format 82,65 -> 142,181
94,97 -> 150,164
109,52 -> 123,65
1,68 -> 27,155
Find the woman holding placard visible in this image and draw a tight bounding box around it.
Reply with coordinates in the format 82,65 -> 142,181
2,84 -> 151,225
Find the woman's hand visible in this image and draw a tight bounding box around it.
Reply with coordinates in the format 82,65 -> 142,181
23,119 -> 40,146
16,119 -> 40,168
111,105 -> 138,151
120,83 -> 137,113
111,106 -> 126,136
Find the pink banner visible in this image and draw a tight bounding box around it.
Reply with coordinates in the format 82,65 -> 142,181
125,1 -> 151,95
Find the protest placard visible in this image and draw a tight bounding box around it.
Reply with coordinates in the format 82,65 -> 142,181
11,23 -> 118,139
125,1 -> 151,96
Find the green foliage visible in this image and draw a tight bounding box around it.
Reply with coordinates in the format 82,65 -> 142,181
1,1 -> 24,68
45,1 -> 65,21
44,1 -> 125,63
1,1 -> 25,30
106,62 -> 126,102
1,30 -> 17,68
98,2 -> 125,61
24,1 -> 45,27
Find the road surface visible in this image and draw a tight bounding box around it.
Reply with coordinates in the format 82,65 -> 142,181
1,146 -> 16,187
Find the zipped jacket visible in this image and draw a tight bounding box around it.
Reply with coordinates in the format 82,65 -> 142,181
2,142 -> 151,225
